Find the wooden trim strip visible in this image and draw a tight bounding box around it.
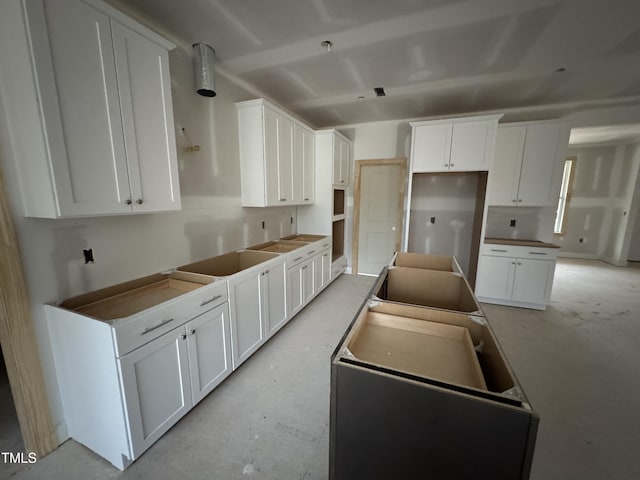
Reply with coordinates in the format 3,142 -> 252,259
0,169 -> 57,456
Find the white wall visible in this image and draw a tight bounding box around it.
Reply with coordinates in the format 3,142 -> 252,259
557,142 -> 640,265
0,5 -> 294,441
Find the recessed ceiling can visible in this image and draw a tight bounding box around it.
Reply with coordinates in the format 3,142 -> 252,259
193,43 -> 216,97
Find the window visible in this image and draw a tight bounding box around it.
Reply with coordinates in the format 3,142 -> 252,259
554,157 -> 575,235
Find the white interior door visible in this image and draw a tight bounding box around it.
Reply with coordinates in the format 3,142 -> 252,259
358,164 -> 402,275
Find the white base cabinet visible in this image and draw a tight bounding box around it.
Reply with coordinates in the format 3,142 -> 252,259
46,278 -> 231,470
228,257 -> 287,368
476,244 -> 559,310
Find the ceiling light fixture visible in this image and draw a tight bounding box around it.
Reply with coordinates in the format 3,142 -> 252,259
321,40 -> 333,52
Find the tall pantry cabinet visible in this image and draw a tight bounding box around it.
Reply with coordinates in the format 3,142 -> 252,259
1,0 -> 181,218
297,129 -> 351,277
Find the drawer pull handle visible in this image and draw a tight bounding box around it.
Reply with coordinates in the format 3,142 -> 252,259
302,265 -> 308,270
293,256 -> 303,262
307,250 -> 317,255
200,294 -> 222,307
528,252 -> 548,255
141,318 -> 174,336
490,249 -> 508,252
190,329 -> 196,335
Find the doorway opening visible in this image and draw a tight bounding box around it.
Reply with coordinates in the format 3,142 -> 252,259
352,158 -> 407,276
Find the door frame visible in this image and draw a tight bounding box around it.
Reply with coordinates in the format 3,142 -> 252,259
352,158 -> 408,275
0,171 -> 57,456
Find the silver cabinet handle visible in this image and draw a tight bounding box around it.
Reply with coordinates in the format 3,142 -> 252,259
190,329 -> 196,335
293,256 -> 303,262
322,243 -> 329,248
302,265 -> 308,270
141,318 -> 174,335
304,198 -> 309,201
517,262 -> 522,265
490,249 -> 508,252
200,294 -> 222,307
511,262 -> 516,265
181,333 -> 187,340
307,250 -> 317,255
280,198 -> 286,202
518,199 -> 522,203
137,199 -> 143,205
125,199 -> 132,205
528,252 -> 548,255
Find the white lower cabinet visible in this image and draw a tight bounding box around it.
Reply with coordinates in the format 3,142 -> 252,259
228,257 -> 287,368
476,244 -> 558,310
287,257 -> 314,318
119,325 -> 191,459
313,248 -> 332,293
186,304 -> 234,404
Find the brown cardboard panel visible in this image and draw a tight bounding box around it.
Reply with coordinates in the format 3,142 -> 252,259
178,250 -> 278,276
63,276 -> 207,320
369,301 -> 518,395
348,311 -> 487,390
247,240 -> 306,253
385,267 -> 480,313
393,252 -> 455,271
59,272 -> 213,311
370,301 -> 484,344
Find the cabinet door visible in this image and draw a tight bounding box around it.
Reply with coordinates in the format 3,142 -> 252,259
228,270 -> 265,369
264,261 -> 287,338
313,254 -> 323,295
292,124 -> 304,204
411,124 -> 452,172
287,264 -> 304,318
333,137 -> 343,185
33,0 -> 132,216
339,139 -> 350,185
450,120 -> 493,171
277,115 -> 294,203
487,126 -> 526,206
517,124 -> 562,206
264,107 -> 280,205
119,327 -> 191,458
302,259 -> 315,304
186,303 -> 232,405
512,259 -> 556,305
475,256 -> 516,300
321,250 -> 332,287
111,21 -> 180,213
302,128 -> 315,202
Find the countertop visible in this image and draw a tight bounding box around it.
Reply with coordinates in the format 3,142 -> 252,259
484,237 -> 561,249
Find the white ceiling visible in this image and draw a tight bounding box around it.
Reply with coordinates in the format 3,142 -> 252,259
114,0 -> 640,128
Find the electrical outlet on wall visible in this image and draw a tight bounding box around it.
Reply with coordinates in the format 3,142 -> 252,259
510,219 -> 516,227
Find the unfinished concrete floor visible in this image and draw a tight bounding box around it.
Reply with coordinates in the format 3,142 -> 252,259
2,259 -> 639,479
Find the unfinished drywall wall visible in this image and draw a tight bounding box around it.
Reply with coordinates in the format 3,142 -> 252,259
0,11 -> 294,442
408,173 -> 480,275
557,143 -> 640,264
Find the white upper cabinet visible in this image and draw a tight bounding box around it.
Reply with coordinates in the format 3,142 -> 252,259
293,125 -> 315,203
487,122 -> 569,207
6,0 -> 180,218
237,98 -> 315,207
333,134 -> 351,186
410,115 -> 501,173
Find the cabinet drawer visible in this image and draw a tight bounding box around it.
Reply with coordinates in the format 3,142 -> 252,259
113,281 -> 228,356
287,239 -> 330,266
481,244 -> 558,260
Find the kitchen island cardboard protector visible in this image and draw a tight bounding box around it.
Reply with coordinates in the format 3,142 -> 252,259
384,267 -> 480,313
392,252 -> 457,271
348,311 -> 487,390
368,301 -> 521,395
